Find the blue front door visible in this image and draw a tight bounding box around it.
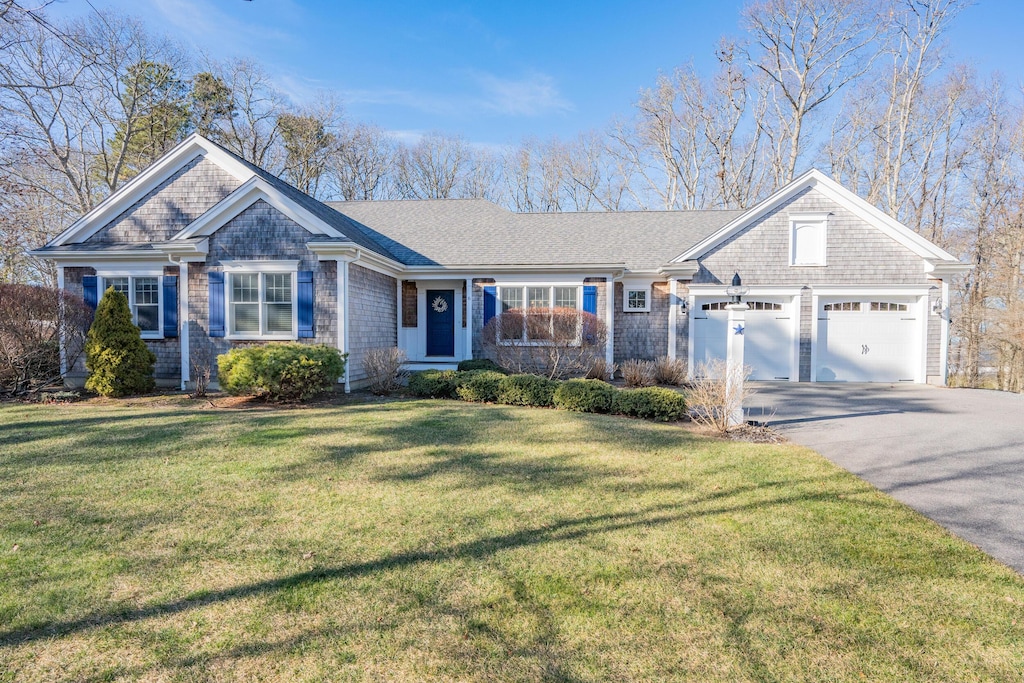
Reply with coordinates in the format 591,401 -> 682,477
426,289 -> 455,356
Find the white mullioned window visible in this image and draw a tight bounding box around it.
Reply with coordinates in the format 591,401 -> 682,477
222,261 -> 299,339
623,285 -> 650,312
100,273 -> 162,338
497,284 -> 583,343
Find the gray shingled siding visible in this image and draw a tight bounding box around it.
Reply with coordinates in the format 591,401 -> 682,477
694,187 -> 930,286
927,286 -> 942,381
799,288 -> 813,381
614,281 -> 669,362
347,264 -> 397,384
675,282 -> 690,369
189,200 -> 340,382
88,157 -> 240,244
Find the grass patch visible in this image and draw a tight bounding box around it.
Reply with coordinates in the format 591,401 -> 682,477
1,397 -> 1022,681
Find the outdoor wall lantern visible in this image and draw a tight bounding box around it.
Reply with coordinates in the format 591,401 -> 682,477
725,272 -> 749,304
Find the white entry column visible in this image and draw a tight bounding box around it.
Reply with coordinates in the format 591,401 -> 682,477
726,302 -> 748,428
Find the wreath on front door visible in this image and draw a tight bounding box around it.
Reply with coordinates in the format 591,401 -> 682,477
431,296 -> 449,313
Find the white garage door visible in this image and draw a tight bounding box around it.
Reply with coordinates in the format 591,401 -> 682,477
692,299 -> 795,380
816,299 -> 920,382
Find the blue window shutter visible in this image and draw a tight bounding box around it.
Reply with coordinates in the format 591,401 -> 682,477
208,271 -> 225,337
82,275 -> 98,310
483,286 -> 497,325
297,270 -> 314,338
583,285 -> 598,315
162,275 -> 178,337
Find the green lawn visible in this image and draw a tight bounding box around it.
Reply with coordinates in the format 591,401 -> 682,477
1,396 -> 1022,682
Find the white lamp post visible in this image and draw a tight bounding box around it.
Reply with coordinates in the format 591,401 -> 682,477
724,272 -> 749,428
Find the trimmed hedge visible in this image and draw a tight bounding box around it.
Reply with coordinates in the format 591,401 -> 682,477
218,343 -> 346,402
406,370 -> 686,423
407,369 -> 460,398
497,374 -> 559,407
553,379 -> 616,413
455,370 -> 506,402
457,358 -> 507,374
613,386 -> 687,422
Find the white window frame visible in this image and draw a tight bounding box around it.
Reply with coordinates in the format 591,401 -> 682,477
789,213 -> 829,267
623,285 -> 651,312
97,268 -> 164,339
495,284 -> 584,345
221,260 -> 299,341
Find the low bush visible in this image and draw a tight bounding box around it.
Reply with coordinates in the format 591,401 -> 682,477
652,356 -> 687,386
553,378 -> 616,413
621,359 -> 657,388
586,357 -> 618,380
497,374 -> 560,407
455,370 -> 506,402
364,347 -> 410,395
613,387 -> 687,421
457,358 -> 507,373
407,369 -> 460,398
217,343 -> 346,402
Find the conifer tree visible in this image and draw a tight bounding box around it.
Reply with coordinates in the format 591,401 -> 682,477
85,287 -> 156,397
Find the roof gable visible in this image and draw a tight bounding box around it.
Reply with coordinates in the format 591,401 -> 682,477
47,134 -> 257,247
174,176 -> 346,240
672,169 -> 960,264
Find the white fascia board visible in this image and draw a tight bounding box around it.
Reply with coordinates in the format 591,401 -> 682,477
173,177 -> 345,240
156,239 -> 209,257
925,260 -> 974,278
672,169 -> 960,263
688,285 -> 804,297
811,284 -> 934,296
659,260 -> 700,278
28,250 -> 169,266
307,242 -> 405,276
48,134 -> 255,247
403,263 -> 626,275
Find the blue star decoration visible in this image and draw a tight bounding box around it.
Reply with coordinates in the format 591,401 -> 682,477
733,324 -> 745,335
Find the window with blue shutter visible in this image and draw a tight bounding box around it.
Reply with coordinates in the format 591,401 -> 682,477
483,286 -> 497,325
297,270 -> 314,338
583,285 -> 598,315
82,275 -> 98,311
162,275 -> 178,338
208,271 -> 225,337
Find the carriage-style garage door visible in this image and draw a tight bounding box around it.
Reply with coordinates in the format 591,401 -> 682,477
692,298 -> 796,381
815,298 -> 920,382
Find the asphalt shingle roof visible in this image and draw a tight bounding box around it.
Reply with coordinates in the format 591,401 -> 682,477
328,199 -> 743,271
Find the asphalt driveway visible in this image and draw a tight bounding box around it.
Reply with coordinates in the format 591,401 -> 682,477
746,383 -> 1024,573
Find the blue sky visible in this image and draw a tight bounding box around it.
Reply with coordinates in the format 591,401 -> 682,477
51,0 -> 1024,147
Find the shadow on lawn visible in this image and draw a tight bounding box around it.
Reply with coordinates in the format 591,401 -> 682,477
0,480 -> 877,649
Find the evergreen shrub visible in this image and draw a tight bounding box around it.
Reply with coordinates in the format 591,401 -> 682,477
84,287 -> 156,397
218,343 -> 345,402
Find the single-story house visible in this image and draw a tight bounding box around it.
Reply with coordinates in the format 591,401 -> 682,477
33,134 -> 971,390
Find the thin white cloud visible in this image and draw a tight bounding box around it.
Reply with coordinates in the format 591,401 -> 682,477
467,71 -> 573,117
341,71 -> 573,120
149,0 -> 297,52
